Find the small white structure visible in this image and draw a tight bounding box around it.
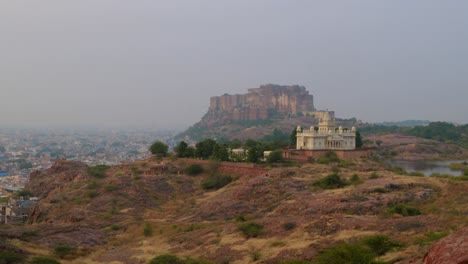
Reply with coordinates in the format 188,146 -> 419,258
296,112 -> 356,150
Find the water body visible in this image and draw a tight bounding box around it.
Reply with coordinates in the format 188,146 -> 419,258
385,160 -> 466,176
0,171 -> 9,177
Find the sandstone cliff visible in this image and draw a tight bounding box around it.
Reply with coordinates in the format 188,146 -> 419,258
205,84 -> 315,124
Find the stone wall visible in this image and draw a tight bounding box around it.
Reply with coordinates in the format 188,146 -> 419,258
284,149 -> 370,162
207,84 -> 315,123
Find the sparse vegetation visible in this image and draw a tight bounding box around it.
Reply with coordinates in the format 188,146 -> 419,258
369,172 -> 379,179
313,173 -> 349,189
87,190 -> 97,198
350,173 -> 362,184
282,222 -> 296,231
313,243 -> 376,264
266,150 -> 284,163
235,215 -> 246,222
0,251 -> 24,264
316,151 -> 340,164
185,164 -> 204,176
53,244 -> 76,259
201,174 -> 233,190
387,204 -> 421,216
417,231 -> 450,245
363,235 -> 402,255
16,189 -> 33,197
238,222 -> 264,238
143,223 -> 153,237
30,256 -> 61,264
149,254 -> 212,264
87,165 -> 110,178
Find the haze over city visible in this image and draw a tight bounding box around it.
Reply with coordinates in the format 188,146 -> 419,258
1,1 -> 468,129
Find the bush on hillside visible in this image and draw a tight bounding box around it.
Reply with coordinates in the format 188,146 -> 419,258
201,174 -> 233,190
185,164 -> 204,176
238,222 -> 264,238
87,165 -> 110,178
387,204 -> 421,216
30,256 -> 61,264
314,243 -> 377,264
313,173 -> 349,189
0,251 -> 24,264
363,235 -> 402,255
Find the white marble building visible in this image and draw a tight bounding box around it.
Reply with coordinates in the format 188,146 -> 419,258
296,112 -> 356,150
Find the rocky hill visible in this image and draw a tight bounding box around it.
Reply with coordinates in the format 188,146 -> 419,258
178,84 -> 356,141
207,84 -> 315,124
1,158 -> 467,263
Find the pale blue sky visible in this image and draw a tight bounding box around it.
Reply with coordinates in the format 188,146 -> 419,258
1,1 -> 467,129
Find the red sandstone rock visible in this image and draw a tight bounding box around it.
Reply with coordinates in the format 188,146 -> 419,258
207,84 -> 315,123
423,227 -> 468,264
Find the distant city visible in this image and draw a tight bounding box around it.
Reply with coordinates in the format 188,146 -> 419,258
0,128 -> 178,196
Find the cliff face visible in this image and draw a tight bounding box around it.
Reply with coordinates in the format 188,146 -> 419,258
205,84 -> 315,124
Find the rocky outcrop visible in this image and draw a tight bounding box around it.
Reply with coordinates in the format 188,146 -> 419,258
423,227 -> 468,264
205,84 -> 315,124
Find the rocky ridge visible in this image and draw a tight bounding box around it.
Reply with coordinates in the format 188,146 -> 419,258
1,158 -> 467,263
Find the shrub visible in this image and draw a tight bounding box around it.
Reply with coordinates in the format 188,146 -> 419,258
148,255 -> 212,264
387,204 -> 421,216
0,251 -> 24,264
350,174 -> 362,184
314,243 -> 376,264
87,165 -> 110,178
185,164 -> 204,176
363,235 -> 402,255
87,180 -> 98,189
266,150 -> 284,163
238,222 -> 264,238
317,151 -> 340,164
87,190 -> 97,198
149,254 -> 184,264
110,224 -> 120,231
143,223 -> 153,237
249,249 -> 261,261
201,174 -> 233,190
279,261 -> 310,264
313,173 -> 349,189
53,244 -> 75,259
16,189 -> 33,197
30,256 -> 61,264
282,222 -> 296,231
235,215 -> 246,222
369,172 -> 379,179
371,187 -> 387,193
105,184 -> 116,192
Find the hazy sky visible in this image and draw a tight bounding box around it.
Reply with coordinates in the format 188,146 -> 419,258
1,1 -> 467,129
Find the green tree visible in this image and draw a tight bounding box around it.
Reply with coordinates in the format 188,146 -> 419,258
228,139 -> 242,149
149,141 -> 169,157
174,141 -> 189,158
211,143 -> 229,161
195,139 -> 217,159
247,145 -> 260,163
355,131 -> 363,148
266,150 -> 284,163
290,128 -> 297,147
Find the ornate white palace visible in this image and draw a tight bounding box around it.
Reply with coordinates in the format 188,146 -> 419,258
296,112 -> 356,150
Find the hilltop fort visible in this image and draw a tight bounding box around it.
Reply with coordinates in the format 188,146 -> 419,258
205,84 -> 316,124
179,84 -> 347,141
